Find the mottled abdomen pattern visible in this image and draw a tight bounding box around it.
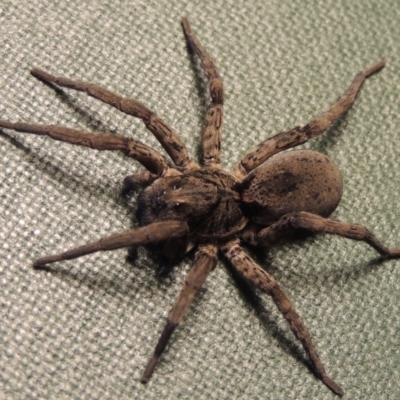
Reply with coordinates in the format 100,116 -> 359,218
241,150 -> 343,225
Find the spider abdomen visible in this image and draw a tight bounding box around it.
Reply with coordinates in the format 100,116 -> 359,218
240,149 -> 343,225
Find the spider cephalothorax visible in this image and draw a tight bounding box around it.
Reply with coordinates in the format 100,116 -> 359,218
1,17 -> 399,397
137,169 -> 246,239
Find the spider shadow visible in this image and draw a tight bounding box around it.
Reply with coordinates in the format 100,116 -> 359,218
32,74 -> 122,134
33,258 -> 143,298
303,249 -> 391,286
276,231 -> 392,285
225,236 -> 393,383
34,244 -> 182,301
223,249 -> 314,376
34,240 -> 194,299
0,126 -> 135,215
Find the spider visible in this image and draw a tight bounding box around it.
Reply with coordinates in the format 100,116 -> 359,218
1,17 -> 399,397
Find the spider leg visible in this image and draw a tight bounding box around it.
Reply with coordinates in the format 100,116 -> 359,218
221,239 -> 344,397
141,243 -> 217,383
258,211 -> 400,257
182,17 -> 223,168
0,120 -> 170,176
30,68 -> 197,170
123,171 -> 159,193
234,61 -> 385,177
33,221 -> 188,267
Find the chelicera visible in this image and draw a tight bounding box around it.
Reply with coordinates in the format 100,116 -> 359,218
1,17 -> 399,397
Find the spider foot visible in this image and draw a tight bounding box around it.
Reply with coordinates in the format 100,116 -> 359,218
321,374 -> 344,397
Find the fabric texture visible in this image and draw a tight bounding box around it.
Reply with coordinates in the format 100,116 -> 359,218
1,1 -> 400,399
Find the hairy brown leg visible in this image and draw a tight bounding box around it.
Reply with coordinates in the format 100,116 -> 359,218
0,120 -> 170,176
123,171 -> 159,193
141,244 -> 218,383
182,17 -> 223,168
234,61 -> 385,177
30,67 -> 197,170
33,221 -> 188,267
258,211 -> 400,257
222,239 -> 344,396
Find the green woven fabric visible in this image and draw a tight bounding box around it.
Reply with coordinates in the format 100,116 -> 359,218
1,1 -> 400,399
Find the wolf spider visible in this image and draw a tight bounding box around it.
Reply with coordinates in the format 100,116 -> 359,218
1,17 -> 399,397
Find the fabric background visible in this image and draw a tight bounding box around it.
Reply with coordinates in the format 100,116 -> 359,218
1,1 -> 400,399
